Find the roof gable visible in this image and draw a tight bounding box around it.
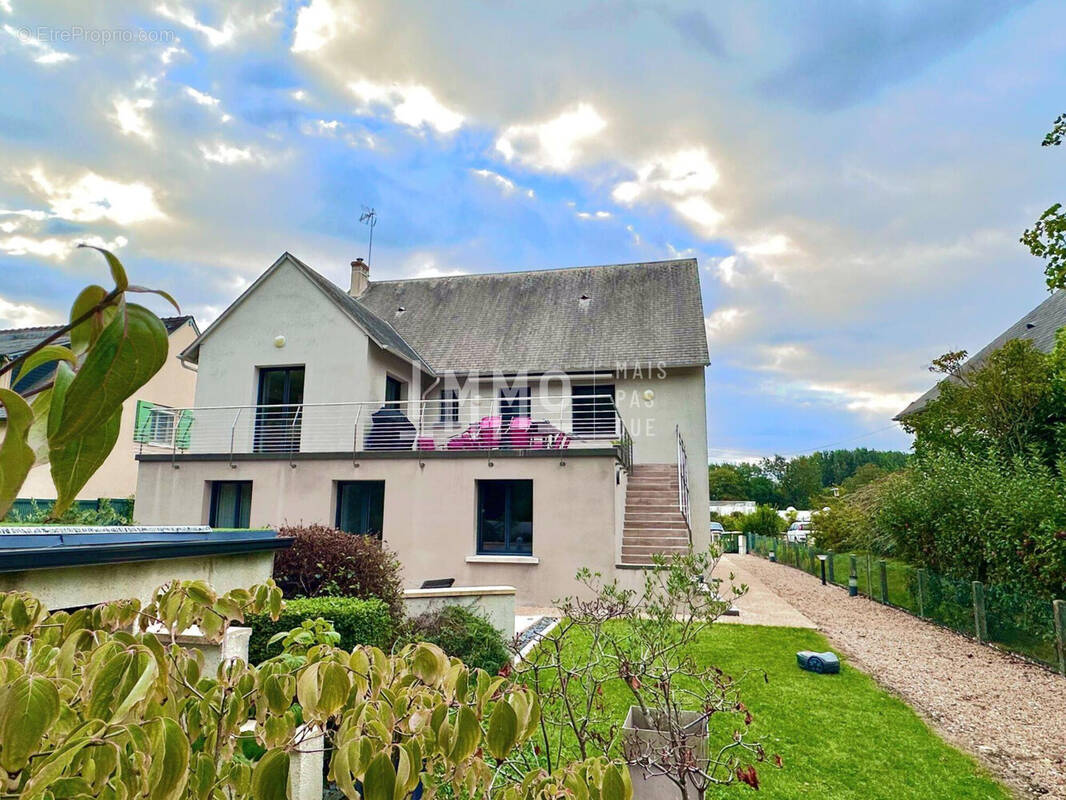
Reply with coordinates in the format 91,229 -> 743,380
896,289 -> 1066,419
360,259 -> 709,373
180,253 -> 433,374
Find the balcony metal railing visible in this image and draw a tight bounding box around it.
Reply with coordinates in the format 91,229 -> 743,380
134,394 -> 633,465
676,424 -> 690,527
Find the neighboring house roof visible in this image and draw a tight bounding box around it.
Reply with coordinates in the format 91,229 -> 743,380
895,289 -> 1066,419
0,316 -> 197,419
180,253 -> 434,375
360,259 -> 710,373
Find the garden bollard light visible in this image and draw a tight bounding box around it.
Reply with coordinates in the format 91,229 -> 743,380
769,549 -> 776,563
848,554 -> 858,597
818,554 -> 827,585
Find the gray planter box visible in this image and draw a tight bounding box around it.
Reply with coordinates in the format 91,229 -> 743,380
621,706 -> 708,800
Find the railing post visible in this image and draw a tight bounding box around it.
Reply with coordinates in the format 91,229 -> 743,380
917,568 -> 926,617
827,550 -> 835,584
1054,599 -> 1066,677
848,554 -> 858,596
972,581 -> 987,644
879,560 -> 888,604
229,407 -> 242,469
866,554 -> 873,599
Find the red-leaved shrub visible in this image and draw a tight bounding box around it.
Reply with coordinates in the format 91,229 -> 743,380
273,525 -> 405,622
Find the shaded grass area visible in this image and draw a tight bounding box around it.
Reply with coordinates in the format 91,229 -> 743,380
524,623 -> 1009,800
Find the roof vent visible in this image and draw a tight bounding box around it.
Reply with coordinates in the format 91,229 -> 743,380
1026,322 -> 1036,329
578,293 -> 592,310
396,306 -> 406,316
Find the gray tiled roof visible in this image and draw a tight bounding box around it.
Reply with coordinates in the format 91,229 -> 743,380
0,316 -> 196,419
896,290 -> 1066,419
360,259 -> 709,373
289,254 -> 431,373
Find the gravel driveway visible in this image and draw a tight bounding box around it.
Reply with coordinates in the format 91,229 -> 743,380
728,554 -> 1066,798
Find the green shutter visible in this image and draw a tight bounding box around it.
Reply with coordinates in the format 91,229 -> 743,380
133,400 -> 153,443
175,410 -> 194,450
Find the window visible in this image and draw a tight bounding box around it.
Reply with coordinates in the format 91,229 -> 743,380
210,481 -> 252,528
134,400 -> 176,447
499,387 -> 531,423
477,480 -> 533,555
336,481 -> 385,536
385,375 -> 404,408
440,388 -> 460,424
572,385 -> 617,437
255,366 -> 305,453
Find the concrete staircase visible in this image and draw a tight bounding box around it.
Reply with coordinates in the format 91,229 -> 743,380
620,464 -> 690,567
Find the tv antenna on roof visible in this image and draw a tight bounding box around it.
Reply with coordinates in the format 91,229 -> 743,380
359,206 -> 378,266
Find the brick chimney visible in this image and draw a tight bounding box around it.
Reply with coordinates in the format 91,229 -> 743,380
349,257 -> 369,297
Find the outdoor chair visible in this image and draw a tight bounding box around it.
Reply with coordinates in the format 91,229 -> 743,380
446,415 -> 503,450
507,416 -> 533,449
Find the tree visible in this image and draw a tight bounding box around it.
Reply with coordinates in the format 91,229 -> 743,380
0,581 -> 631,800
707,464 -> 748,500
0,247 -> 177,518
1021,113 -> 1066,290
781,454 -> 823,508
901,337 -> 1060,462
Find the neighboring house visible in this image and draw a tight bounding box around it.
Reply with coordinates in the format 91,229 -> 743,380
133,253 -> 710,604
0,316 -> 199,503
709,500 -> 756,516
897,290 -> 1066,419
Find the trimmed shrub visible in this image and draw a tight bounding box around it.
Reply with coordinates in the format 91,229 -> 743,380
397,605 -> 510,675
273,524 -> 405,621
245,596 -> 393,663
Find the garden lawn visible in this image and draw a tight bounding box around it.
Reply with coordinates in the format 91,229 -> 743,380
525,623 -> 1009,800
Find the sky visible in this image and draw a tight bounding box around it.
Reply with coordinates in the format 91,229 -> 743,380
1,1 -> 1064,462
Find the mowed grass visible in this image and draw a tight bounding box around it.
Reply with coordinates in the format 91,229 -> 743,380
523,623 -> 1009,800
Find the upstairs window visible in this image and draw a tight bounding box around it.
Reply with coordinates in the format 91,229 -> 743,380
385,375 -> 405,408
477,480 -> 533,556
572,384 -> 617,437
440,388 -> 460,424
499,387 -> 531,423
210,481 -> 252,528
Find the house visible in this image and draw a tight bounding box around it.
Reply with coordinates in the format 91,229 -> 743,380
0,316 -> 199,507
133,253 -> 710,605
896,289 -> 1066,419
709,500 -> 756,517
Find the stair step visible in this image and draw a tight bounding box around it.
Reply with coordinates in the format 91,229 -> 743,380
623,519 -> 688,529
622,536 -> 691,547
621,545 -> 691,557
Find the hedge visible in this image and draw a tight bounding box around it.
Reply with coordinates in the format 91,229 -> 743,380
397,605 -> 511,675
245,596 -> 393,663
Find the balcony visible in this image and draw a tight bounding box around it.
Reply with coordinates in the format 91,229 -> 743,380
133,394 -> 633,468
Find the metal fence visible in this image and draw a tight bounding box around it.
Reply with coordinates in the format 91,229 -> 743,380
746,533 -> 1066,675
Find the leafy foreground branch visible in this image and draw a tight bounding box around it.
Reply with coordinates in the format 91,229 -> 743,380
0,245 -> 179,520
0,580 -> 633,800
514,548 -> 777,800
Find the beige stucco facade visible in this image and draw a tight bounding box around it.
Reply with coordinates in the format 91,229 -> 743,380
11,319 -> 199,502
135,451 -> 637,606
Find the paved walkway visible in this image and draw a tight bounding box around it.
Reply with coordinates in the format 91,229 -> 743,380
712,553 -> 816,628
737,553 -> 1066,799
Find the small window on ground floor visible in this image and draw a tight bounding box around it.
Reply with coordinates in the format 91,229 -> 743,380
336,481 -> 385,536
209,481 -> 252,528
477,479 -> 532,555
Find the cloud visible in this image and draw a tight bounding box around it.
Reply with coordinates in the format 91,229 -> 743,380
575,210 -> 611,220
612,148 -> 722,236
0,232 -> 128,261
24,169 -> 165,225
470,168 -> 534,198
349,80 -> 464,133
184,87 -> 220,106
789,381 -> 919,416
495,103 -> 606,171
705,307 -> 747,340
292,0 -> 357,53
111,97 -> 154,141
0,294 -> 60,328
198,142 -> 270,165
3,24 -> 74,64
155,3 -> 237,47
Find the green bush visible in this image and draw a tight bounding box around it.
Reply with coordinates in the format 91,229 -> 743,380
272,525 -> 405,623
740,504 -> 785,536
397,605 -> 510,675
245,596 -> 393,663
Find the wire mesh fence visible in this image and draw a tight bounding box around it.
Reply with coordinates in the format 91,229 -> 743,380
743,533 -> 1065,674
